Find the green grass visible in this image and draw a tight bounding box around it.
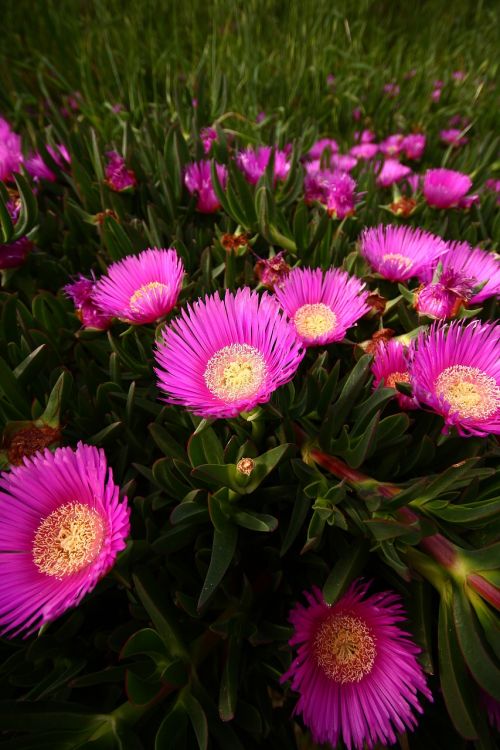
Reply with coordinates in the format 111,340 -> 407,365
2,0 -> 499,135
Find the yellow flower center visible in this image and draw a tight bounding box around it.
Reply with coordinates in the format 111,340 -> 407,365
33,503 -> 105,578
386,371 -> 410,389
381,253 -> 413,272
294,303 -> 337,340
314,612 -> 377,683
204,344 -> 267,403
435,365 -> 500,420
129,281 -> 170,313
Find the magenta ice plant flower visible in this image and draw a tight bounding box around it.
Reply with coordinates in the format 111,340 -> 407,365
360,225 -> 448,282
410,321 -> 500,436
376,159 -> 413,188
440,129 -> 468,148
25,144 -> 70,182
236,146 -> 290,185
331,153 -> 357,172
325,171 -> 357,218
306,138 -> 339,160
402,134 -> 426,160
414,269 -> 475,319
423,168 -> 473,209
93,248 -> 184,325
379,134 -> 404,157
350,142 -> 378,160
383,82 -> 400,98
421,241 -> 500,305
0,117 -> 23,182
0,237 -> 33,270
64,275 -> 112,330
372,340 -> 418,409
184,160 -> 227,213
200,127 -> 218,155
105,151 -> 137,192
274,267 -> 369,347
281,581 -> 431,750
154,287 -> 304,418
0,443 -> 130,637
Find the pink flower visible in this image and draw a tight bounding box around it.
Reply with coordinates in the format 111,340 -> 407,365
379,134 -> 404,157
200,127 -> 218,155
325,172 -> 357,218
420,241 -> 500,305
93,248 -> 184,325
0,443 -> 130,637
383,82 -> 400,98
236,146 -> 290,185
254,252 -> 290,290
0,118 -> 23,182
350,143 -> 378,160
105,151 -> 137,192
440,129 -> 468,148
64,275 -> 112,330
415,269 -> 475,319
360,225 -> 448,282
452,70 -> 466,81
0,237 -> 33,270
372,341 -> 418,409
281,581 -> 431,750
376,159 -> 412,188
307,138 -> 339,160
431,88 -> 442,103
274,266 -> 369,347
184,160 -> 227,213
25,144 -> 71,182
402,134 -> 426,160
352,107 -> 362,122
154,287 -> 304,418
304,168 -> 357,217
423,168 -> 473,209
410,321 -> 500,436
331,153 -> 358,172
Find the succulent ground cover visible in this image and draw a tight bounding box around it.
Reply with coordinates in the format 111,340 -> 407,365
0,1 -> 499,748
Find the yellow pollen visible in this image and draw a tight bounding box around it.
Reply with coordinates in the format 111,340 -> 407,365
33,503 -> 105,578
204,344 -> 267,403
129,281 -> 170,313
435,365 -> 500,420
381,253 -> 413,272
294,303 -> 337,340
386,371 -> 410,389
314,612 -> 377,683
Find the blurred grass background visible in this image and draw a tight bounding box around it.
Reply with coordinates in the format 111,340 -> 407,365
1,0 -> 499,137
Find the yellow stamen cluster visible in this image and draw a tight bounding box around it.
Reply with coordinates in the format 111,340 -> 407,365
33,503 -> 104,578
435,365 -> 500,420
129,281 -> 170,313
294,303 -> 337,340
314,612 -> 377,683
204,344 -> 267,403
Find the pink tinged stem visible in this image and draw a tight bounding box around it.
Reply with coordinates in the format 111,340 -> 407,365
467,574 -> 500,611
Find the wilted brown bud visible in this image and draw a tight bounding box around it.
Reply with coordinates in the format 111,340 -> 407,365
221,233 -> 249,252
365,293 -> 387,316
389,196 -> 417,217
5,425 -> 61,466
237,457 -> 255,476
94,209 -> 120,226
254,252 -> 291,290
363,328 -> 395,355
